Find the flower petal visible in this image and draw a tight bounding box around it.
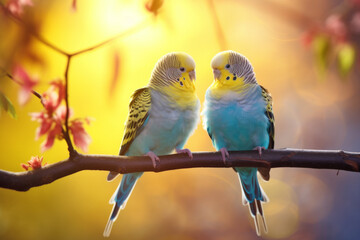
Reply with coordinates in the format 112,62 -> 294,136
21,163 -> 29,171
70,120 -> 91,152
18,88 -> 31,106
35,119 -> 53,139
40,124 -> 62,152
13,65 -> 38,106
28,156 -> 43,169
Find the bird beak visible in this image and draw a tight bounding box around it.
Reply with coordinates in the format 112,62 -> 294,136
213,68 -> 221,80
189,70 -> 196,81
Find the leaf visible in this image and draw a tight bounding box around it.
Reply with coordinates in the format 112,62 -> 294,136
72,0 -> 77,11
337,43 -> 356,77
0,92 -> 17,119
13,65 -> 39,106
145,0 -> 164,15
312,34 -> 331,75
109,51 -> 121,97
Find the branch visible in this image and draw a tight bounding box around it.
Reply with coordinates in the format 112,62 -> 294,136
69,18 -> 152,57
4,72 -> 43,102
1,3 -> 152,156
63,56 -> 76,155
0,148 -> 359,192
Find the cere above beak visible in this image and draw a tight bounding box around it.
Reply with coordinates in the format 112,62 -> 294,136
189,70 -> 196,81
213,68 -> 221,80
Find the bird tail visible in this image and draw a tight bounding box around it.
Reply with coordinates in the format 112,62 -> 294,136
107,171 -> 119,181
237,167 -> 268,236
103,172 -> 143,237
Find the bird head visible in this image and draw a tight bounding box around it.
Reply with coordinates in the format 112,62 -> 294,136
210,50 -> 257,91
149,52 -> 196,93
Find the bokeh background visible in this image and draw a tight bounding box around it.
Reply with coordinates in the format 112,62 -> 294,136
1,0 -> 360,239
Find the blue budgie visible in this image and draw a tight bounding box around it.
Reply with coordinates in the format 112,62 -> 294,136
202,50 -> 274,235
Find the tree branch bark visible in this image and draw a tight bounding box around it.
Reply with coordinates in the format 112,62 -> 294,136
0,148 -> 359,192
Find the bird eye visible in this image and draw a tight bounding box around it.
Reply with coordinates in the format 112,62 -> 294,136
225,64 -> 230,69
180,67 -> 185,72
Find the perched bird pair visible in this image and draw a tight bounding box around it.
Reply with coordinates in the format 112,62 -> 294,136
104,51 -> 274,237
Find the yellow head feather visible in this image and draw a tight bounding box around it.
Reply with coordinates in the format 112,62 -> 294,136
149,52 -> 198,108
210,50 -> 256,98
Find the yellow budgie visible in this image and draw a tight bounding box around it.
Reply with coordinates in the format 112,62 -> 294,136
104,52 -> 200,237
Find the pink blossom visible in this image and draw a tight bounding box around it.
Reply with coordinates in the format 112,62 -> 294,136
6,0 -> 33,17
32,106 -> 68,152
21,156 -> 46,171
30,81 -> 66,152
70,118 -> 91,152
31,80 -> 91,152
21,163 -> 29,171
30,112 -> 53,139
13,65 -> 38,106
325,14 -> 348,42
40,122 -> 62,152
41,80 -> 65,115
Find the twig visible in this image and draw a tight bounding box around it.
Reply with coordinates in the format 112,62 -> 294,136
69,18 -> 152,57
63,56 -> 75,155
3,70 -> 75,150
1,3 -> 152,156
4,72 -> 43,102
0,148 -> 359,192
0,3 -> 70,55
1,3 -> 151,58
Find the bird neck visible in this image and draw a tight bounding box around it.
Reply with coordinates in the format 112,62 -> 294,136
209,80 -> 258,100
149,85 -> 198,110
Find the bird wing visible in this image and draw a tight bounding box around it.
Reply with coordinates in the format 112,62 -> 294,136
119,87 -> 151,155
206,126 -> 213,142
260,85 -> 274,149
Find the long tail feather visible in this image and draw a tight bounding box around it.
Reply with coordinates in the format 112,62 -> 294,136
103,218 -> 115,237
237,167 -> 268,236
104,173 -> 143,237
256,199 -> 267,233
249,201 -> 261,236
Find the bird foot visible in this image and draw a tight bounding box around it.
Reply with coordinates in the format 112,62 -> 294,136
176,148 -> 193,160
145,151 -> 160,168
219,147 -> 229,164
253,146 -> 266,157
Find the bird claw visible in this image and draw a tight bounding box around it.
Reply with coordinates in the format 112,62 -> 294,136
253,146 -> 266,157
145,151 -> 160,168
220,147 -> 229,164
176,148 -> 193,160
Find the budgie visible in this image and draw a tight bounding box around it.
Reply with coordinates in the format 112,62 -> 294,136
202,50 -> 274,236
104,52 -> 200,237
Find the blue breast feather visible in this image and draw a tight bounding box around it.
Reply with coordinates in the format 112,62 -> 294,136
203,86 -> 269,151
126,108 -> 198,156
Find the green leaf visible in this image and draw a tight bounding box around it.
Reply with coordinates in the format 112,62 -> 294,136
312,34 -> 331,75
0,93 -> 17,119
337,43 -> 356,77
